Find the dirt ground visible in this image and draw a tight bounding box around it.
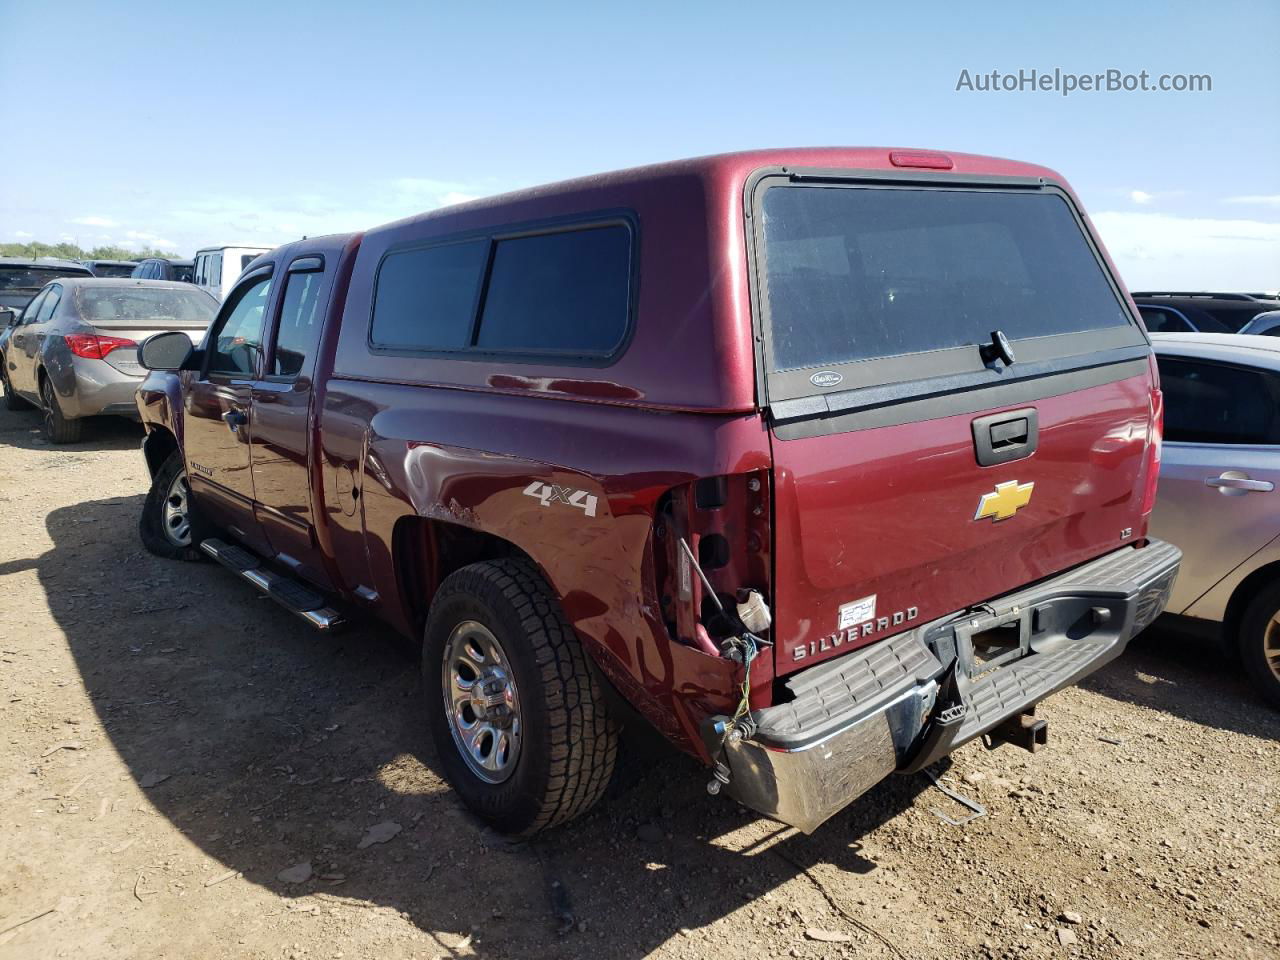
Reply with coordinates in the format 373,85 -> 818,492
0,400 -> 1277,960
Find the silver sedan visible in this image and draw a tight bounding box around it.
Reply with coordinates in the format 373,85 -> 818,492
1151,332 -> 1280,708
1,278 -> 215,443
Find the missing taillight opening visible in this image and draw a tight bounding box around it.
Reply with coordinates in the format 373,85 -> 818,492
1140,388 -> 1164,515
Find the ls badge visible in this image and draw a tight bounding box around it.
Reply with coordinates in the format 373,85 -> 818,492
974,480 -> 1034,522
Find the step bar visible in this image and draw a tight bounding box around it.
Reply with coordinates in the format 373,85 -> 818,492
199,538 -> 344,631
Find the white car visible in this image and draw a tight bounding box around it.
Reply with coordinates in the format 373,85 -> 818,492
192,246 -> 271,301
1151,333 -> 1280,707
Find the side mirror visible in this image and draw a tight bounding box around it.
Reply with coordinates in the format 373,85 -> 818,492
0,308 -> 14,328
138,331 -> 195,371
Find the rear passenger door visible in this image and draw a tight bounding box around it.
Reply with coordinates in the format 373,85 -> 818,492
250,253 -> 334,587
183,266 -> 275,554
1154,354 -> 1280,613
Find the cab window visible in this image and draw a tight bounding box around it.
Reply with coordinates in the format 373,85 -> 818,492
270,261 -> 325,378
208,275 -> 273,376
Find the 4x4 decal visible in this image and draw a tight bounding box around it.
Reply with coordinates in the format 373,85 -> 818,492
523,481 -> 599,518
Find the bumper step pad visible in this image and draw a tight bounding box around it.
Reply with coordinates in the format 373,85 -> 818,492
708,540 -> 1181,834
200,538 -> 343,631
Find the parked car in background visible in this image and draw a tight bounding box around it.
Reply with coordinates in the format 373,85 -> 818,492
2,278 -> 216,442
1237,310 -> 1280,337
1132,292 -> 1276,333
1150,332 -> 1280,708
133,147 -> 1178,837
193,245 -> 271,301
131,258 -> 195,283
0,257 -> 92,320
79,259 -> 139,278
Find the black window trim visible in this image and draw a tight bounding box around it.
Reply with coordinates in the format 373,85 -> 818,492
742,166 -> 1151,424
366,209 -> 639,367
201,264 -> 276,380
262,254 -> 326,384
37,284 -> 64,324
1158,352 -> 1280,448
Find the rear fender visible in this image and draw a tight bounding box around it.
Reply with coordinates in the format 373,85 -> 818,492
356,429 -> 772,760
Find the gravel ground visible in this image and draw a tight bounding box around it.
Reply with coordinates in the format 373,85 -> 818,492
0,399 -> 1277,960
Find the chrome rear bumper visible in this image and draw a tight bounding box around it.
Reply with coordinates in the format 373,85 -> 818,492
705,540 -> 1181,833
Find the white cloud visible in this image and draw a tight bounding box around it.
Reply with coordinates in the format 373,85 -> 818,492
71,215 -> 118,227
13,230 -> 33,239
1224,194 -> 1280,208
439,191 -> 480,207
1091,211 -> 1280,290
1130,190 -> 1154,205
2,176 -> 505,256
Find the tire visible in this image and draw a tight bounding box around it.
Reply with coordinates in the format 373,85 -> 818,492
1237,583 -> 1280,710
1,363 -> 31,411
139,450 -> 205,561
423,558 -> 617,835
40,375 -> 82,444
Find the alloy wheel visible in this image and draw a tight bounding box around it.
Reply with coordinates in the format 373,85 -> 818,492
1265,615 -> 1280,685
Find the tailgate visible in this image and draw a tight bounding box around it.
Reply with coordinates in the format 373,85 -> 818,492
750,171 -> 1156,674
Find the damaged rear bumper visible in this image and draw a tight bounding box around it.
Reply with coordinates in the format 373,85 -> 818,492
704,540 -> 1180,833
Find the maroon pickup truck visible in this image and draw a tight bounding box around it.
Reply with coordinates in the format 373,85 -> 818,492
135,147 -> 1180,836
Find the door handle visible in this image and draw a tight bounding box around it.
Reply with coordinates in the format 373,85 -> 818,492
1206,473 -> 1274,494
222,409 -> 248,432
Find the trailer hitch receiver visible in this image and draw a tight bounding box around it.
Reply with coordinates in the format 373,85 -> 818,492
984,708 -> 1048,753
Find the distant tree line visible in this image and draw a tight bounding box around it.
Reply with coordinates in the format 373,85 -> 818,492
0,241 -> 181,261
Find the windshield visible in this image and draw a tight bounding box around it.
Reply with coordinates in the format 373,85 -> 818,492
759,186 -> 1133,371
78,287 -> 216,324
0,266 -> 89,291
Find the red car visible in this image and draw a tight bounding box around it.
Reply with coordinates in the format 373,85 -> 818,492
134,147 -> 1180,835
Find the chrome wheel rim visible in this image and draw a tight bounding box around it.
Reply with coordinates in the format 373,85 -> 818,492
162,470 -> 192,547
1265,616 -> 1280,684
442,620 -> 522,783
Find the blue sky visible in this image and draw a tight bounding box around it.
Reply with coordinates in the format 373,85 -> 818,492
1,0 -> 1276,288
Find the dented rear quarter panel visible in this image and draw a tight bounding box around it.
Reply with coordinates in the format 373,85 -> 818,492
319,379 -> 774,757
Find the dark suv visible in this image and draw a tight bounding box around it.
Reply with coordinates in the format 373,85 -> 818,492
133,147 -> 1180,836
1133,292 -> 1277,333
131,258 -> 195,283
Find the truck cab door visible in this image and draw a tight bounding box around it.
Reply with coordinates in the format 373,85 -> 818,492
183,266 -> 275,554
249,252 -> 335,589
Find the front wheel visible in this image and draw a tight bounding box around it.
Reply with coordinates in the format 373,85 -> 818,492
1236,584 -> 1280,710
139,450 -> 205,561
423,559 -> 618,835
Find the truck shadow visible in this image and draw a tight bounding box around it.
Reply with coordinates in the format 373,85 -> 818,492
16,495 -> 931,959
1078,622 -> 1280,742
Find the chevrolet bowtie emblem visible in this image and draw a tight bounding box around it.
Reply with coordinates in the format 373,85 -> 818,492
974,480 -> 1035,521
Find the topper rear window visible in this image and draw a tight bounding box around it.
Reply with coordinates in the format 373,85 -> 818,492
758,184 -> 1134,374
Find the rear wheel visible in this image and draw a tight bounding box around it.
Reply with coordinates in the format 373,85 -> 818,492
1,363 -> 31,411
423,559 -> 617,835
1236,584 -> 1280,710
139,450 -> 205,561
40,376 -> 81,444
